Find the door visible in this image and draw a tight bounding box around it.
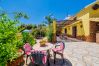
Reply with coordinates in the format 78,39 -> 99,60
65,28 -> 67,35
90,22 -> 99,42
72,26 -> 77,38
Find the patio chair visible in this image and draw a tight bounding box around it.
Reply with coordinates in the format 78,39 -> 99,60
23,43 -> 32,64
31,50 -> 49,66
52,42 -> 65,64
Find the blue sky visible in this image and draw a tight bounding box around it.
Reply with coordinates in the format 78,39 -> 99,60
0,0 -> 95,24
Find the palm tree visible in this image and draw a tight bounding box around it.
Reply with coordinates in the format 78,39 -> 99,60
43,15 -> 56,42
44,14 -> 56,25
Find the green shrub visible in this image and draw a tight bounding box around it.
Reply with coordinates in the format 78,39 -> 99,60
47,31 -> 53,42
15,33 -> 24,48
47,25 -> 53,42
0,14 -> 20,65
22,32 -> 36,46
32,27 -> 47,39
27,34 -> 36,46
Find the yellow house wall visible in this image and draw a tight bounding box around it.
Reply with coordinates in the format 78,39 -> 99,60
76,22 -> 84,36
65,25 -> 72,35
90,8 -> 99,18
63,21 -> 85,37
87,1 -> 99,18
71,21 -> 84,36
64,12 -> 95,37
78,13 -> 90,36
76,1 -> 99,36
62,28 -> 65,34
69,26 -> 72,35
76,1 -> 99,18
62,1 -> 99,38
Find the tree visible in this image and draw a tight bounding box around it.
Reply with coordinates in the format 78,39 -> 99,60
44,14 -> 56,42
32,24 -> 37,29
31,24 -> 47,38
13,12 -> 29,20
18,24 -> 26,32
44,14 -> 56,25
0,11 -> 29,65
0,13 -> 20,65
26,24 -> 33,30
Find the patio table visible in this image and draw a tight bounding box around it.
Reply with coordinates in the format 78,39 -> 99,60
32,40 -> 54,66
33,43 -> 53,51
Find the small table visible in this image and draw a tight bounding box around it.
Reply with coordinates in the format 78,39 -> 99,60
33,41 -> 54,66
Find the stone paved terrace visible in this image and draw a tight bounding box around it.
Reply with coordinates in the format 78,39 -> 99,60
23,39 -> 99,66
64,42 -> 99,66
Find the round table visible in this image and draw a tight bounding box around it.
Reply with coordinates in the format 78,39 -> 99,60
33,43 -> 53,51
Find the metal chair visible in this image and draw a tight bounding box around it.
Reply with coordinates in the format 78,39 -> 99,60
52,42 -> 65,64
31,50 -> 49,66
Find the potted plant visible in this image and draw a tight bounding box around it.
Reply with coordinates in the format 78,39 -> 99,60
40,40 -> 46,47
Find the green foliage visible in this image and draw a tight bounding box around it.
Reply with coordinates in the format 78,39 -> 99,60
18,24 -> 26,32
18,24 -> 37,32
44,15 -> 56,42
47,31 -> 53,42
32,29 -> 40,38
0,44 -> 18,65
0,11 -> 29,65
22,32 -> 36,46
0,13 -> 22,65
28,34 -> 36,46
31,24 -> 47,39
26,24 -> 33,30
16,37 -> 24,48
47,25 -> 53,42
14,12 -> 29,19
44,14 -> 56,25
22,32 -> 29,43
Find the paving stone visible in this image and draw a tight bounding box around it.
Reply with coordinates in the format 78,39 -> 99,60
93,63 -> 99,66
92,56 -> 99,64
82,56 -> 94,66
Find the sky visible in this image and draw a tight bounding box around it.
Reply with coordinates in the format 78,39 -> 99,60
0,0 -> 95,24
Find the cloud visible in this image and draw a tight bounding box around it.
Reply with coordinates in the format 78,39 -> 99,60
64,15 -> 71,20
